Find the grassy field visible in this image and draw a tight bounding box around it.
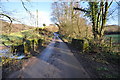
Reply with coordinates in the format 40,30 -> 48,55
0,28 -> 53,46
105,34 -> 120,43
1,26 -> 54,78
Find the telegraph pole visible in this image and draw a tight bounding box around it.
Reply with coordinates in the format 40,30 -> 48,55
36,9 -> 38,27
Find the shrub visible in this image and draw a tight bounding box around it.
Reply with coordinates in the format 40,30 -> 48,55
71,39 -> 84,52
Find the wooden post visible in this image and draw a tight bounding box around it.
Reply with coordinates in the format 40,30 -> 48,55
31,40 -> 34,52
24,40 -> 31,55
38,39 -> 42,47
10,45 -> 15,54
34,39 -> 39,52
110,37 -> 112,48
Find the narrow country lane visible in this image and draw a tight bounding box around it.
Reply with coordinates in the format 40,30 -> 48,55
8,35 -> 90,78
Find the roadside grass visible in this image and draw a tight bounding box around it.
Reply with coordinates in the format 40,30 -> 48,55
96,67 -> 109,71
0,27 -> 50,46
60,34 -> 119,78
105,34 -> 120,43
2,56 -> 27,78
1,27 -> 54,78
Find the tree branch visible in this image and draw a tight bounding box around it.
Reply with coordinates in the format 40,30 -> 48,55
108,8 -> 116,17
73,7 -> 89,13
21,0 -> 33,18
108,0 -> 113,8
0,13 -> 12,32
21,0 -> 30,14
115,1 -> 120,6
0,13 -> 12,23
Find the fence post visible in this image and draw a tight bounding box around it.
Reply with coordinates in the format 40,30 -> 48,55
38,39 -> 42,48
110,37 -> 112,48
24,40 -> 31,55
10,45 -> 15,54
30,40 -> 34,53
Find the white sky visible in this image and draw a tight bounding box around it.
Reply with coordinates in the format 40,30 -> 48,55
0,1 -> 53,27
0,1 -> 119,27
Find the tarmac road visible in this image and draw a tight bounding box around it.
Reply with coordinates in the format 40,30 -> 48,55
8,36 -> 90,78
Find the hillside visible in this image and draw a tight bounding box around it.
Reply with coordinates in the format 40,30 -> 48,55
44,25 -> 59,32
87,25 -> 119,35
1,20 -> 119,35
0,20 -> 34,34
105,25 -> 120,34
0,20 -> 54,47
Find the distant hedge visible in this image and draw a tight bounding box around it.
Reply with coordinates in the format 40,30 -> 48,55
104,32 -> 120,35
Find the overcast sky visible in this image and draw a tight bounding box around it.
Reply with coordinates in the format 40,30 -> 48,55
0,0 -> 119,27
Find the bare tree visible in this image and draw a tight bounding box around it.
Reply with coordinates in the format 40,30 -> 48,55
0,0 -> 33,33
51,1 -> 88,39
74,0 -> 114,42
